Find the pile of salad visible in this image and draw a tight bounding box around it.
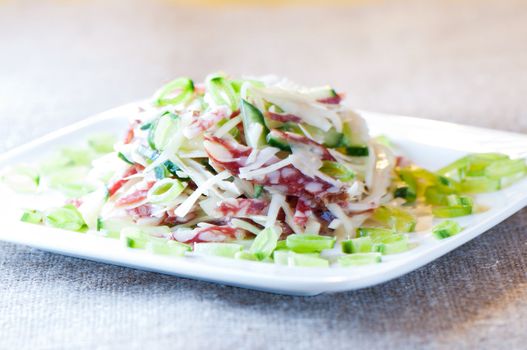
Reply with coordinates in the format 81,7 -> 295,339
2,73 -> 526,268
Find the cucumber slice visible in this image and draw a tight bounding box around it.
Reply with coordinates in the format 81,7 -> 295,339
285,234 -> 336,253
266,129 -> 291,151
117,152 -> 134,165
1,165 -> 40,193
193,243 -> 243,258
432,220 -> 462,239
146,239 -> 191,257
304,86 -> 338,100
148,112 -> 180,151
345,146 -> 369,157
339,253 -> 382,267
241,99 -> 268,149
20,209 -> 44,224
154,77 -> 194,107
249,227 -> 280,260
341,236 -> 373,254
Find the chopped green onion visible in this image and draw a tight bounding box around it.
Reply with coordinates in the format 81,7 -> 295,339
275,240 -> 288,251
87,134 -> 116,154
149,112 -> 180,151
289,253 -> 329,267
97,217 -> 134,239
371,206 -> 416,233
193,243 -> 243,258
460,177 -> 500,193
249,227 -> 280,260
154,78 -> 194,106
339,253 -> 382,267
206,74 -> 239,110
432,220 -> 462,239
240,99 -> 268,149
47,166 -> 94,198
273,250 -> 329,268
394,186 -> 417,203
373,234 -> 409,255
147,178 -> 186,204
319,161 -> 355,182
20,209 -> 44,224
253,184 -> 264,198
117,152 -> 134,165
234,251 -> 258,261
485,159 -> 526,179
121,227 -> 148,249
357,227 -> 395,242
425,186 -> 450,205
146,239 -> 191,257
345,146 -> 369,157
1,165 -> 40,193
285,234 -> 336,253
341,236 -> 373,254
45,204 -> 87,232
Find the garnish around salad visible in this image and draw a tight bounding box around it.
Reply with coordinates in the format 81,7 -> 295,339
2,73 -> 526,268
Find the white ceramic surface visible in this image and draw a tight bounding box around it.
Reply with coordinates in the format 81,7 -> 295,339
1,103 -> 526,296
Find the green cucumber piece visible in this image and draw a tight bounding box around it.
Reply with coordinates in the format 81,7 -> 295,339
193,243 -> 243,258
266,129 -> 291,151
240,99 -> 268,149
249,227 -> 280,260
341,236 -> 373,254
146,239 -> 191,257
154,78 -> 194,107
285,234 -> 336,253
339,253 -> 382,267
20,209 -> 44,224
432,220 -> 462,239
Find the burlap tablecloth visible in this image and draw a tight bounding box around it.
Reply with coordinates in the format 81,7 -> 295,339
1,0 -> 526,348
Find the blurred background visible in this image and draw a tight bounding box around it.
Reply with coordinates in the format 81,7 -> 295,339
1,0 -> 526,153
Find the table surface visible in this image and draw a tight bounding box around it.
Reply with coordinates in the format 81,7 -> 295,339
1,0 -> 527,349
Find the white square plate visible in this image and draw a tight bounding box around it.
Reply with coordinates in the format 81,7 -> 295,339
1,103 -> 526,296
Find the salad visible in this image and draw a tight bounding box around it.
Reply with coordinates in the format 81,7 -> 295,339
2,73 -> 526,268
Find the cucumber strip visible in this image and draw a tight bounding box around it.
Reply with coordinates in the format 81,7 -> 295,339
241,99 -> 268,149
339,253 -> 382,267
